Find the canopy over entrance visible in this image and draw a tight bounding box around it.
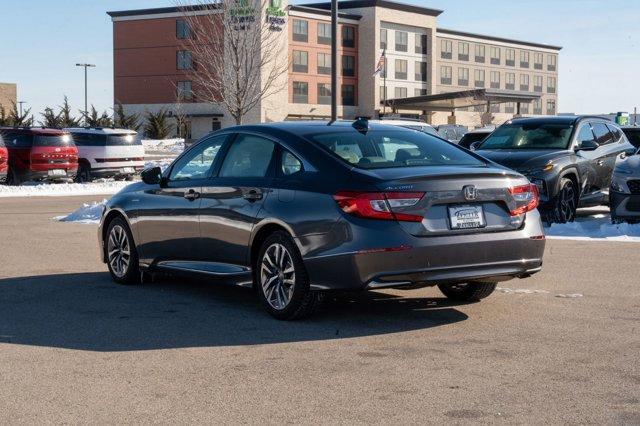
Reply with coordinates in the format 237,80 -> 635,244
382,89 -> 542,112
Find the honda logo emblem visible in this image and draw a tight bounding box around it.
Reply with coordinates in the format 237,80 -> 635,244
463,185 -> 478,201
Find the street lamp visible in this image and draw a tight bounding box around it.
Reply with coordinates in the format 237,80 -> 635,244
330,0 -> 338,123
18,101 -> 27,116
76,63 -> 96,126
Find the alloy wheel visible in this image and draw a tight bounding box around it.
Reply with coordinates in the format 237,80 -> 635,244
260,243 -> 296,310
107,225 -> 131,278
557,182 -> 576,222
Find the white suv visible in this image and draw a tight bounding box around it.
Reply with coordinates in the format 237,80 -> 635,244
65,128 -> 145,182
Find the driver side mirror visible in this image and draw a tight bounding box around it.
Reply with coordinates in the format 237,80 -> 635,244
141,166 -> 163,185
575,139 -> 599,152
470,141 -> 480,151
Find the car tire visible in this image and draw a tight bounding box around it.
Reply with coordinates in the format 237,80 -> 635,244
105,217 -> 141,285
437,281 -> 497,301
75,163 -> 92,183
256,231 -> 322,320
6,167 -> 20,186
550,178 -> 577,223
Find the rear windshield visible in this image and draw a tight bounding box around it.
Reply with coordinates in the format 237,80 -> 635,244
73,133 -> 140,146
34,135 -> 73,147
479,123 -> 573,150
307,129 -> 485,169
623,129 -> 640,148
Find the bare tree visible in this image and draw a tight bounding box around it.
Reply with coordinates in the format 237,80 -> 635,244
178,0 -> 288,125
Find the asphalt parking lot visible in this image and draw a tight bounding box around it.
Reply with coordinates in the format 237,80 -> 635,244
1,196 -> 639,424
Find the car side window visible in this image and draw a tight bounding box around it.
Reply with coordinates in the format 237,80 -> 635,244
591,123 -> 614,145
605,124 -> 622,142
281,150 -> 303,176
576,124 -> 595,145
219,134 -> 275,178
169,136 -> 225,181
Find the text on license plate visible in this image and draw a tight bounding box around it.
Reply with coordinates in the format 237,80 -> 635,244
448,204 -> 486,229
48,169 -> 66,176
121,167 -> 135,174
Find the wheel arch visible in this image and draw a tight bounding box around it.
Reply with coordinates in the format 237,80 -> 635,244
557,167 -> 580,200
249,220 -> 297,271
100,208 -> 136,262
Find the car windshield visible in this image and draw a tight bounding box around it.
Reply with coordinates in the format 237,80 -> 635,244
307,129 -> 485,169
479,122 -> 573,150
34,135 -> 73,147
459,132 -> 489,149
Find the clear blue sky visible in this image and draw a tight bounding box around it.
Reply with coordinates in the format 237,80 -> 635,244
1,0 -> 638,119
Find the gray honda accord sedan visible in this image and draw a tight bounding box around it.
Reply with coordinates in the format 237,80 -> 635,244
98,120 -> 545,319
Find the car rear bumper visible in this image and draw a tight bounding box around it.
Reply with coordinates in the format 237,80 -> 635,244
19,168 -> 78,182
90,165 -> 144,178
610,190 -> 640,219
302,211 -> 545,291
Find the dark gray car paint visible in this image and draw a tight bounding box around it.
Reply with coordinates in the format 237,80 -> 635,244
99,121 -> 545,291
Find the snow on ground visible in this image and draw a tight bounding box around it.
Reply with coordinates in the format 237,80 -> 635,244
545,207 -> 640,242
54,199 -> 107,224
142,138 -> 185,155
497,287 -> 583,298
145,157 -> 175,171
0,181 -> 133,198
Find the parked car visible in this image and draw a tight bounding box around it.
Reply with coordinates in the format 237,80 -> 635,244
372,118 -> 439,136
65,128 -> 145,182
0,127 -> 78,185
435,124 -> 467,143
98,120 -> 545,320
0,133 -> 7,183
458,126 -> 495,149
610,147 -> 640,223
475,116 -> 636,223
621,126 -> 640,149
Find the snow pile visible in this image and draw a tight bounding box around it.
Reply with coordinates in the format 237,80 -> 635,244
0,181 -> 133,198
143,138 -> 185,154
545,215 -> 640,242
55,199 -> 107,224
497,287 -> 583,299
145,157 -> 175,171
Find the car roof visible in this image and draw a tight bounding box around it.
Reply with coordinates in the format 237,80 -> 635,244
217,120 -> 424,136
370,119 -> 435,128
65,127 -> 137,135
466,127 -> 494,134
621,126 -> 640,131
0,127 -> 69,136
508,116 -> 613,126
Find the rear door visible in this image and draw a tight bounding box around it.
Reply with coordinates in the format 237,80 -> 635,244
574,123 -> 601,193
199,133 -> 277,267
135,135 -> 227,263
591,122 -> 617,188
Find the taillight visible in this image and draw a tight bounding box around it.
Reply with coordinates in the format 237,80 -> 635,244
508,184 -> 539,216
333,191 -> 425,222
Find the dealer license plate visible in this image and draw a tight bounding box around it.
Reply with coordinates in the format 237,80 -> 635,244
121,167 -> 135,174
48,169 -> 66,177
448,204 -> 486,230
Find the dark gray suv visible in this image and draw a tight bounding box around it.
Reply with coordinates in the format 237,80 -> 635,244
98,121 -> 545,320
476,116 -> 636,223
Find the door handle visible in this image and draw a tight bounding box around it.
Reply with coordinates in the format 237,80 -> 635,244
597,159 -> 605,166
243,189 -> 263,201
184,188 -> 201,201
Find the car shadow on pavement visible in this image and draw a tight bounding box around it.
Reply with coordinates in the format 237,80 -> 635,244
0,272 -> 468,351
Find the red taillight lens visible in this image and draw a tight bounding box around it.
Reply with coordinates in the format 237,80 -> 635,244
333,191 -> 425,222
508,184 -> 539,216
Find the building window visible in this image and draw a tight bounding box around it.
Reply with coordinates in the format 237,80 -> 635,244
176,19 -> 191,39
395,59 -> 407,80
293,19 -> 308,42
342,26 -> 355,48
520,50 -> 530,68
506,49 -> 515,67
177,81 -> 193,100
534,52 -> 543,70
533,99 -> 542,115
380,28 -> 387,50
415,61 -> 427,82
490,71 -> 500,89
342,84 -> 356,106
380,60 -> 386,78
490,46 -> 500,65
292,50 -> 308,73
533,75 -> 543,92
490,103 -> 500,113
394,87 -> 407,99
520,74 -> 530,91
521,103 -> 530,114
292,82 -> 308,103
317,53 -> 331,75
458,67 -> 469,86
415,34 -> 428,55
380,86 -> 387,102
177,50 -> 192,70
548,54 -> 557,71
547,76 -> 557,93
395,31 -> 408,52
505,102 -> 515,113
317,83 -> 331,105
441,66 -> 452,85
318,22 -> 331,45
506,72 -> 515,90
441,39 -> 452,59
547,99 -> 556,115
458,42 -> 469,61
342,55 -> 355,77
414,88 -> 427,96
475,44 -> 485,63
474,69 -> 485,88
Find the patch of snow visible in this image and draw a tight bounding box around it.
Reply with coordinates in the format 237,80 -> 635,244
55,199 -> 107,224
497,287 -> 549,295
555,293 -> 584,298
545,212 -> 640,242
0,181 -> 132,198
142,138 -> 185,154
145,157 -> 175,172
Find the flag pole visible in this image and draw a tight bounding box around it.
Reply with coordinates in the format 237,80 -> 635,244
383,50 -> 387,116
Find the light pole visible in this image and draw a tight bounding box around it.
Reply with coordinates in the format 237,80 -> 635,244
76,63 -> 96,126
330,0 -> 338,123
18,101 -> 26,116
